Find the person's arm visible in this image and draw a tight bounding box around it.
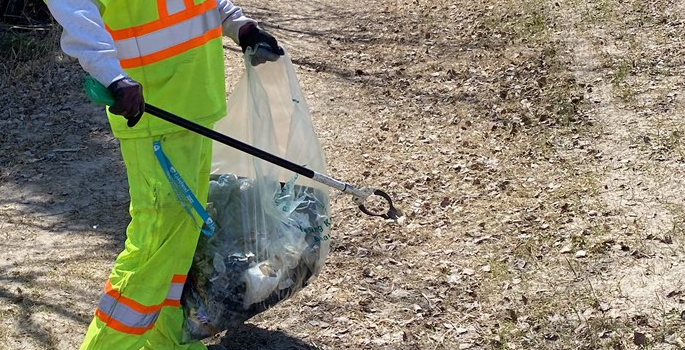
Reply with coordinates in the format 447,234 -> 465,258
216,0 -> 256,44
45,0 -> 125,86
46,0 -> 143,125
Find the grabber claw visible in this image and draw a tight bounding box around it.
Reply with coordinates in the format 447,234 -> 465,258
352,188 -> 404,220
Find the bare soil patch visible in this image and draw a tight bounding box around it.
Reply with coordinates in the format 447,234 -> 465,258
2,0 -> 685,349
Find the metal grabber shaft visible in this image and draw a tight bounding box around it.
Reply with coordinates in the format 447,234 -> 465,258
84,78 -> 403,220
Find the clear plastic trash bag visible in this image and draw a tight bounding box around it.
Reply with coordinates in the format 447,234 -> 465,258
181,48 -> 331,342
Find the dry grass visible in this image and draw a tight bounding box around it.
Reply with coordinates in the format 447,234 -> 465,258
2,0 -> 685,349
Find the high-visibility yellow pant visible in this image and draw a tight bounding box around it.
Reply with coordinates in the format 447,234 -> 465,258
80,129 -> 213,350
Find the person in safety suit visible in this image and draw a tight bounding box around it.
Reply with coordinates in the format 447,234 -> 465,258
44,0 -> 283,349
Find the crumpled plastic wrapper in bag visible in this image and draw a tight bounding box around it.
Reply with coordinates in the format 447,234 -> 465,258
181,174 -> 331,342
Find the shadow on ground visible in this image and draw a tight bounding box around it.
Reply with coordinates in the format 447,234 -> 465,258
219,323 -> 320,350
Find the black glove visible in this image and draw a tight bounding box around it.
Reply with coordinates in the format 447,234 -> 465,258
107,77 -> 145,127
238,23 -> 284,66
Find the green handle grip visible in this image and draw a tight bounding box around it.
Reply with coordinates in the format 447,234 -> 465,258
84,77 -> 115,106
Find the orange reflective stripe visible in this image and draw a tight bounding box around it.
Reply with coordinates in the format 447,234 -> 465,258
107,1 -> 217,40
95,309 -> 155,335
165,274 -> 186,306
95,274 -> 188,334
171,274 -> 187,284
183,0 -> 195,8
157,0 -> 168,18
96,292 -> 161,334
114,10 -> 220,61
119,27 -> 221,69
104,281 -> 165,314
101,274 -> 187,313
161,299 -> 181,307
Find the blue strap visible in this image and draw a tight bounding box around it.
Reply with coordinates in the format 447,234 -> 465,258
153,141 -> 215,237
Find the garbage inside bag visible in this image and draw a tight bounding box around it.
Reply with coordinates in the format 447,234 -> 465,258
181,47 -> 331,343
181,174 -> 331,342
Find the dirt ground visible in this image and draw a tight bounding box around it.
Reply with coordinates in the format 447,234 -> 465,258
2,0 -> 685,349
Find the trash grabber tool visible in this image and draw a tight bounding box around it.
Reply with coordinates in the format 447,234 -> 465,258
84,78 -> 403,220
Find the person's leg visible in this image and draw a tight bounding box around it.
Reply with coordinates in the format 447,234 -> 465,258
80,130 -> 213,350
142,131 -> 215,349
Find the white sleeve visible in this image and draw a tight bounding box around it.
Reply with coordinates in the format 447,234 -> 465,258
216,0 -> 256,45
46,0 -> 125,86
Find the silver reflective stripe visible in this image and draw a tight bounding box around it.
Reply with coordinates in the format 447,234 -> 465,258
115,10 -> 221,60
167,282 -> 184,301
166,0 -> 186,15
98,293 -> 160,328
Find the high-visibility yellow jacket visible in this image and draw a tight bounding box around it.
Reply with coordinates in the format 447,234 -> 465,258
98,0 -> 225,138
46,0 -> 255,138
